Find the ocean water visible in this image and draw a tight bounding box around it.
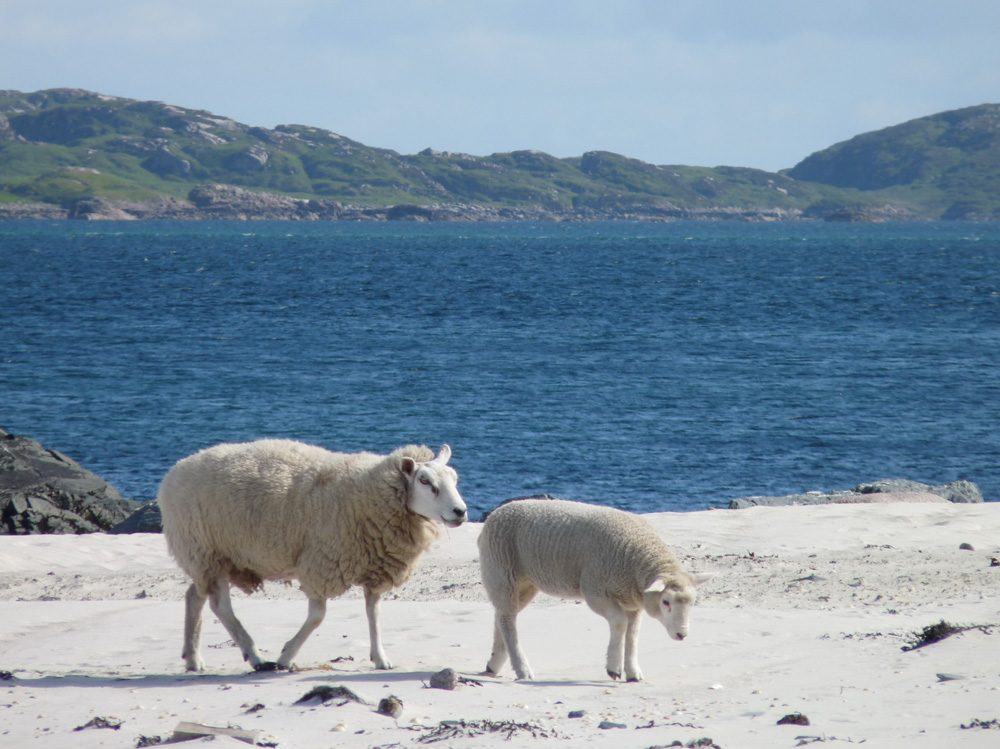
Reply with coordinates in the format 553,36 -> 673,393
1,219 -> 998,517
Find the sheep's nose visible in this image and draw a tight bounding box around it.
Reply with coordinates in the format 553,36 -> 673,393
453,507 -> 468,520
676,633 -> 686,641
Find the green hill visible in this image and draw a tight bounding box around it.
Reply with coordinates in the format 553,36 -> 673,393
785,104 -> 1000,219
1,88 -> 998,220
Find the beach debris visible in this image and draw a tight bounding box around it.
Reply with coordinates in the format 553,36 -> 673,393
568,709 -> 587,719
654,739 -> 723,748
961,718 -> 1000,730
989,557 -> 999,567
0,670 -> 15,681
598,720 -> 627,729
170,721 -> 271,745
416,719 -> 559,743
429,667 -> 458,690
777,713 -> 810,726
937,673 -> 967,682
243,702 -> 266,713
458,675 -> 484,687
74,715 -> 123,731
959,542 -> 975,551
329,655 -> 354,663
294,684 -> 368,706
899,620 -> 1000,651
377,695 -> 404,718
136,736 -> 163,747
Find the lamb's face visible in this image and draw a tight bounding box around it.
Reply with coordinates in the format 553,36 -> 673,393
401,444 -> 468,528
644,573 -> 712,641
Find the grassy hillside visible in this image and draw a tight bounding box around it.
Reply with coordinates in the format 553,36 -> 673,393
2,89 -> 998,219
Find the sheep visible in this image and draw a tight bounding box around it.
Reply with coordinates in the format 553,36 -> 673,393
157,439 -> 467,672
477,498 -> 711,682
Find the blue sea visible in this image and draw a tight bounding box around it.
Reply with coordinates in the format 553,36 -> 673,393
2,220 -> 998,517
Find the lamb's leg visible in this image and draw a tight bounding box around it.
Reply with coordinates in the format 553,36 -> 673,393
586,595 -> 628,680
276,595 -> 327,670
490,583 -> 537,680
182,583 -> 207,672
364,588 -> 392,670
207,575 -> 266,671
623,608 -> 644,682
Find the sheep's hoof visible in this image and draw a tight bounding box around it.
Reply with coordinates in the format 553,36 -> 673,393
607,670 -> 621,681
626,676 -> 642,683
253,661 -> 281,672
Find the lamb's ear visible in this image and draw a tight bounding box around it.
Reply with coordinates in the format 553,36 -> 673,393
691,572 -> 715,586
644,578 -> 667,594
401,457 -> 417,477
433,444 -> 452,465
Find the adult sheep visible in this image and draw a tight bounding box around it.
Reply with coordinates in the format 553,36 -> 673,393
478,498 -> 711,682
158,439 -> 467,672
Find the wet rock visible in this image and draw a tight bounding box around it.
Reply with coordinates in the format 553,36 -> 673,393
1,428 -> 139,534
777,712 -> 810,726
429,667 -> 459,690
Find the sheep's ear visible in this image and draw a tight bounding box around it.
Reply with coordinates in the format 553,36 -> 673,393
433,444 -> 452,465
401,457 -> 417,477
691,572 -> 714,586
644,578 -> 667,594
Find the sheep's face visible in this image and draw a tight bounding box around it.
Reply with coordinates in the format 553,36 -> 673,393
401,444 -> 467,528
644,573 -> 712,641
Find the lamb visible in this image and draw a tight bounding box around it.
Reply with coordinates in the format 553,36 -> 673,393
478,498 -> 711,682
157,439 -> 467,672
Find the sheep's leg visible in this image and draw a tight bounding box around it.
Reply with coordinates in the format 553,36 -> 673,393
207,576 -> 265,671
623,608 -> 644,682
489,583 -> 537,680
364,588 -> 392,670
276,595 -> 327,670
182,583 -> 207,672
586,595 -> 629,680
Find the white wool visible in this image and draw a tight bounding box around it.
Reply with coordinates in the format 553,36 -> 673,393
478,498 -> 710,682
158,439 -> 466,672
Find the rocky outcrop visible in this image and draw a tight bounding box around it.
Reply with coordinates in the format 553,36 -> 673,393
0,428 -> 139,534
729,479 -> 984,509
109,501 -> 162,534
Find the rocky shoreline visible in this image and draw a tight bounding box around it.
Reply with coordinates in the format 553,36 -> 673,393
0,428 -> 988,536
0,184 -> 913,223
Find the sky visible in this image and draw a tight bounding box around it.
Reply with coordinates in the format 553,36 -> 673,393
2,1 -> 1000,173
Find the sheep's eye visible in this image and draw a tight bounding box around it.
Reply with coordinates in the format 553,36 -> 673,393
419,476 -> 431,485
662,601 -> 671,611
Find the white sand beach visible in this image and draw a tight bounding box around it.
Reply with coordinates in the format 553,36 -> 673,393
2,502 -> 999,748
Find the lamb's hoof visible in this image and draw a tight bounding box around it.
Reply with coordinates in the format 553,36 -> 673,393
626,676 -> 643,683
484,665 -> 497,676
253,661 -> 281,672
607,670 -> 621,681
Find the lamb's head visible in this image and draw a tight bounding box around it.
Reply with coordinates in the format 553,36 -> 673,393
400,444 -> 467,528
642,572 -> 713,641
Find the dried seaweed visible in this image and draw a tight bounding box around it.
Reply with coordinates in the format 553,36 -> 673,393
902,620 -> 996,651
417,719 -> 558,743
293,684 -> 368,706
961,718 -> 1000,730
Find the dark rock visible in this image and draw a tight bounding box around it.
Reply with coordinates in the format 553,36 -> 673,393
294,685 -> 368,706
959,542 -> 975,551
0,428 -> 139,534
567,710 -> 587,719
429,667 -> 459,690
777,712 -> 810,726
730,478 -> 984,509
598,720 -> 627,729
376,695 -> 404,718
110,501 -> 163,534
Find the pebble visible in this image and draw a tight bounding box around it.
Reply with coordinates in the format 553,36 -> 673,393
568,710 -> 587,719
376,696 -> 403,718
598,720 -> 627,729
959,543 -> 975,551
429,667 -> 459,690
936,673 -> 967,681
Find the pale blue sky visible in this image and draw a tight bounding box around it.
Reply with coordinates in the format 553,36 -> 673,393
2,0 -> 999,171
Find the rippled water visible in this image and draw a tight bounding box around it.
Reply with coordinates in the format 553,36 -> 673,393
2,220 -> 998,516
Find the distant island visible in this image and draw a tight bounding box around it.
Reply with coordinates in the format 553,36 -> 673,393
1,88 -> 998,221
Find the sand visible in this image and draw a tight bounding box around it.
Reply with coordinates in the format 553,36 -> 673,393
1,502 -> 999,748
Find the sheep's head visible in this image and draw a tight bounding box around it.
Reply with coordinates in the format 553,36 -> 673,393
401,444 -> 467,528
643,572 -> 713,641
